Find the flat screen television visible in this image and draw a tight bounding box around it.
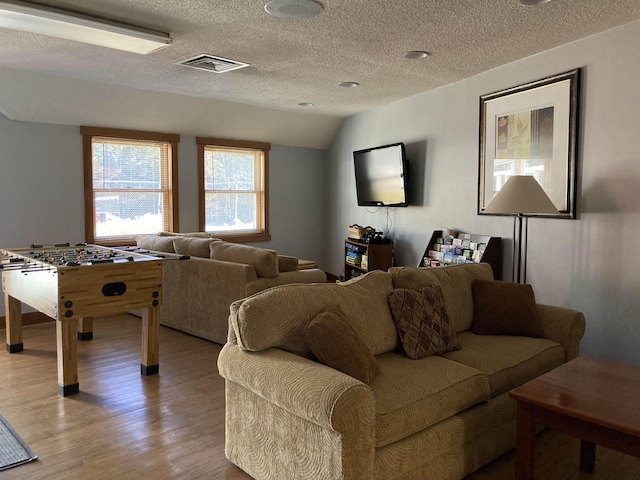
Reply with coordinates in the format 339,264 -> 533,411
353,142 -> 408,207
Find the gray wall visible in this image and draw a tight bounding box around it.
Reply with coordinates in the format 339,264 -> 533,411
0,117 -> 326,315
327,20 -> 640,366
250,144 -> 327,261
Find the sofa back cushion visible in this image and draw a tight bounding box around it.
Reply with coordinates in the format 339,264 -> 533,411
172,237 -> 215,258
389,263 -> 494,332
210,241 -> 278,278
136,234 -> 176,253
231,270 -> 398,357
157,231 -> 212,238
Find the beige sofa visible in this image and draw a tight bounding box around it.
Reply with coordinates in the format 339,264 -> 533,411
217,263 -> 585,480
135,233 -> 327,344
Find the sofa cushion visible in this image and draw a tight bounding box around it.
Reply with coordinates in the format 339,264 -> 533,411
231,270 -> 398,357
305,304 -> 379,384
389,263 -> 494,333
172,237 -> 215,258
278,255 -> 299,273
210,241 -> 278,278
388,286 -> 460,359
471,280 -> 543,338
442,331 -> 565,397
371,353 -> 490,447
136,234 -> 175,253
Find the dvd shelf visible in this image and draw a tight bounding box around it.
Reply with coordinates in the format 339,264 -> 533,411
344,238 -> 394,281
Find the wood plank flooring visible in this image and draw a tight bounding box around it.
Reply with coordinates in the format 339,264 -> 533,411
1,314 -> 639,479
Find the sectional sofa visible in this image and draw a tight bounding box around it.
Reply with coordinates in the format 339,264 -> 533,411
135,233 -> 326,344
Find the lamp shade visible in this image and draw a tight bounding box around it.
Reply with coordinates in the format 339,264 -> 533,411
484,175 -> 559,215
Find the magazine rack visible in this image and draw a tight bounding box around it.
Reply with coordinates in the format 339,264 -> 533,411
421,230 -> 502,280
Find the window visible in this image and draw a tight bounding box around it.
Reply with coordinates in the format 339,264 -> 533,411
197,137 -> 270,242
82,127 -> 179,245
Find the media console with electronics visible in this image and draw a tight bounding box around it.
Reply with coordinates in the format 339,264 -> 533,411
360,232 -> 393,244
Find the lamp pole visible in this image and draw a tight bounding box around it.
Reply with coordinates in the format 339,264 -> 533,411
513,213 -> 524,284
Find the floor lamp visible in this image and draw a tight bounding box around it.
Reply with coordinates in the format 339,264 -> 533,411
483,175 -> 558,284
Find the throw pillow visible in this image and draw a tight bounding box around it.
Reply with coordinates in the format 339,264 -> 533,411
278,255 -> 299,273
209,241 -> 278,278
471,280 -> 543,337
388,286 -> 460,360
305,304 -> 379,384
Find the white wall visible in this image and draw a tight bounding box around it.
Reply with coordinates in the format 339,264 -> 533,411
0,117 -> 327,315
326,20 -> 640,366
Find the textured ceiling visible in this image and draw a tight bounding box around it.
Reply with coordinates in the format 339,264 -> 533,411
1,0 -> 640,147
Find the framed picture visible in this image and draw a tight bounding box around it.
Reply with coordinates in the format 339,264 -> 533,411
478,69 -> 580,219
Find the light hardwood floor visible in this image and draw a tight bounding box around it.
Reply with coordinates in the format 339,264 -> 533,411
1,315 -> 639,479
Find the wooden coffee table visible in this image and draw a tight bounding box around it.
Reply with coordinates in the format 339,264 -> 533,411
510,355 -> 640,479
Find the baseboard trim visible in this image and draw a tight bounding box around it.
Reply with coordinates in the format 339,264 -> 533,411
0,312 -> 54,330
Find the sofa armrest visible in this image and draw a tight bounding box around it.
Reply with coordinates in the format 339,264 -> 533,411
536,303 -> 586,362
245,268 -> 327,296
218,342 -> 374,429
218,342 -> 376,479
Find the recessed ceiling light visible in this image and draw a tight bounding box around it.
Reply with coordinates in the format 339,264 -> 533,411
404,50 -> 430,60
264,0 -> 324,19
298,102 -> 314,107
519,0 -> 552,5
339,81 -> 359,88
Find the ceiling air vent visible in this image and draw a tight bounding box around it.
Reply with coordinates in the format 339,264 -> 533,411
178,54 -> 249,73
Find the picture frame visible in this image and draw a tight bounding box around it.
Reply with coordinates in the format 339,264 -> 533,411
478,69 -> 580,219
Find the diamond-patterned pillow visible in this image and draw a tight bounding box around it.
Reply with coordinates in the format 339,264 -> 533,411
388,286 -> 461,359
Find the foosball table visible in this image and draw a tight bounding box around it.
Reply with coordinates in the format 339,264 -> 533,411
1,243 -> 163,396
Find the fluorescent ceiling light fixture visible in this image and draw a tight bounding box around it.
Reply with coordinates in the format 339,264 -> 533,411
519,0 -> 552,5
0,0 -> 171,54
339,81 -> 359,88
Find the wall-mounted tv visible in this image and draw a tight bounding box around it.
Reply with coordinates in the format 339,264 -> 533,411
353,142 -> 408,207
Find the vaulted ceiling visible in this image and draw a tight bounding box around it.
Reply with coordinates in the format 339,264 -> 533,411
1,0 -> 639,148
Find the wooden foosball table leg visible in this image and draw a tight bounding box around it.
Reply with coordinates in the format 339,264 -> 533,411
57,318 -> 79,396
4,293 -> 23,353
78,316 -> 94,340
141,306 -> 160,376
